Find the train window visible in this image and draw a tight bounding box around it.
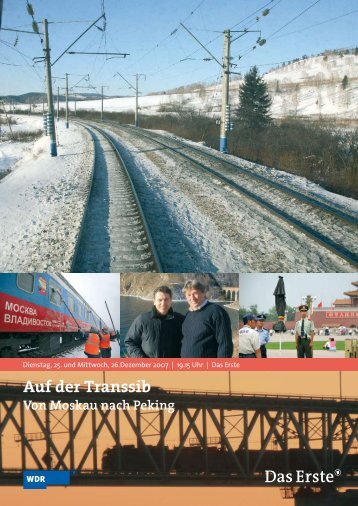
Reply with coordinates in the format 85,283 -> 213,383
17,273 -> 34,293
49,280 -> 62,307
68,295 -> 75,314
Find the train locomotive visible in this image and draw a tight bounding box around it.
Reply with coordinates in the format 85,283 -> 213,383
102,444 -> 357,477
0,273 -> 109,357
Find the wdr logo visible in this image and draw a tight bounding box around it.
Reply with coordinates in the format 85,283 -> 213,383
23,471 -> 71,489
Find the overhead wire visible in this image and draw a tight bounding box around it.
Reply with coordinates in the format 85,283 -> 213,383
120,0 -> 207,74
270,8 -> 358,41
230,0 -> 277,30
0,38 -> 43,82
48,19 -> 96,24
266,0 -> 321,40
0,60 -> 25,66
145,0 -> 283,82
231,0 -> 322,62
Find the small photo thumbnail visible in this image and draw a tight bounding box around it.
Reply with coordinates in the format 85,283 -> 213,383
120,273 -> 239,358
0,273 -> 120,358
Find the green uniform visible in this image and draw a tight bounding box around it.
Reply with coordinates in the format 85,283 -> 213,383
294,318 -> 315,358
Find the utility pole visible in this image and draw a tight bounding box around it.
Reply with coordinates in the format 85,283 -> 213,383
43,18 -> 57,156
134,74 -> 146,127
101,85 -> 104,121
135,74 -> 139,127
55,74 -> 86,123
180,23 -> 264,154
220,29 -> 230,153
57,86 -> 59,121
100,86 -> 109,121
114,72 -> 145,127
65,73 -> 69,128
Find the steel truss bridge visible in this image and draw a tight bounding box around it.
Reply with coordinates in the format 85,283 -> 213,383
0,382 -> 357,490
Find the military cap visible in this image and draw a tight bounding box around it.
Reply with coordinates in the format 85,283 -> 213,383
299,304 -> 309,312
243,313 -> 257,324
256,313 -> 266,321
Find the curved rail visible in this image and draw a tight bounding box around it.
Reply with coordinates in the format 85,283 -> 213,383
73,122 -> 163,272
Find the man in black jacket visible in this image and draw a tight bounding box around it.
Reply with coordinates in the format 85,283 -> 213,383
125,286 -> 184,358
181,280 -> 233,358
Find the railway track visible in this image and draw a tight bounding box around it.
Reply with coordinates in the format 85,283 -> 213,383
72,123 -> 162,272
107,123 -> 358,270
123,125 -> 357,225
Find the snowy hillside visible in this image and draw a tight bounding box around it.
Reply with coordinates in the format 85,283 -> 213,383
264,52 -> 358,119
10,52 -> 358,121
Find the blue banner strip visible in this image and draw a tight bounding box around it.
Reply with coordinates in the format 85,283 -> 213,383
23,470 -> 71,489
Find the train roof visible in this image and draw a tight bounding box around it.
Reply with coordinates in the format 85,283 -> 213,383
54,273 -> 109,327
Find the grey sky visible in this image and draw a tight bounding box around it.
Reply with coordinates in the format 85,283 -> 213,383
240,273 -> 358,312
62,273 -> 120,330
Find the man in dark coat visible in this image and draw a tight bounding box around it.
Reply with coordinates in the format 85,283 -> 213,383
125,286 -> 184,358
181,280 -> 233,358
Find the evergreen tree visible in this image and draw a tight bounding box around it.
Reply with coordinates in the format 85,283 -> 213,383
236,66 -> 272,129
267,305 -> 296,321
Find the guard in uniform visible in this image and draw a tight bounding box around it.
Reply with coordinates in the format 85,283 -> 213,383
294,304 -> 315,358
84,327 -> 101,358
100,325 -> 112,358
256,313 -> 270,358
238,314 -> 261,358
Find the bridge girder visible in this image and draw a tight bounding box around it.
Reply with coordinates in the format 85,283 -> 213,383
0,384 -> 356,483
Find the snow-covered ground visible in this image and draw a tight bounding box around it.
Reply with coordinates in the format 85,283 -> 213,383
0,116 -> 94,271
156,129 -> 358,217
0,113 -> 43,135
0,115 -> 43,176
